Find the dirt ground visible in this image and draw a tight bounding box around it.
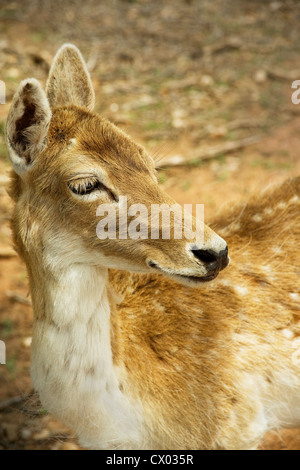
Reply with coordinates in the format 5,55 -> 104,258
1,0 -> 300,450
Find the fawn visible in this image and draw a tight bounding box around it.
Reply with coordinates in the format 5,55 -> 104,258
5,44 -> 300,450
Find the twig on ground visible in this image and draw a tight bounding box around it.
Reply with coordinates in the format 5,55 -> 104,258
6,291 -> 32,306
192,120 -> 264,143
203,37 -> 242,56
0,249 -> 17,258
156,135 -> 261,168
226,119 -> 264,130
266,68 -> 300,81
0,395 -> 27,411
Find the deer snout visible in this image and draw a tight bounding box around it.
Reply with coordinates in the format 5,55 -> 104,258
191,245 -> 229,274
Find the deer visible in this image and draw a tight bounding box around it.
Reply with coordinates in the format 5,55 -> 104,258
5,43 -> 300,450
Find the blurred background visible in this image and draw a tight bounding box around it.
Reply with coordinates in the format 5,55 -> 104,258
0,0 -> 300,450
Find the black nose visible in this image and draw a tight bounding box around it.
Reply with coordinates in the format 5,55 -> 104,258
191,246 -> 229,272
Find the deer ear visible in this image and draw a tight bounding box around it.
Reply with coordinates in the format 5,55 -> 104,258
6,78 -> 51,177
46,43 -> 95,111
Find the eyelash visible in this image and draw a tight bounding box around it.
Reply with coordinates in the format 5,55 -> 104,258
68,177 -> 117,201
68,177 -> 101,195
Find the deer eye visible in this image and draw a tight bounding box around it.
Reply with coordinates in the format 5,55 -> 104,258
68,177 -> 101,195
68,177 -> 117,201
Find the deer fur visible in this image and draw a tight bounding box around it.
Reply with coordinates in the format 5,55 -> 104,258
6,44 -> 300,450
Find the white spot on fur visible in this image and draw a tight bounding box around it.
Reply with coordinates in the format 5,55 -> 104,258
252,214 -> 262,223
235,286 -> 248,296
261,265 -> 272,273
289,293 -> 300,301
281,329 -> 294,339
263,207 -> 273,216
68,138 -> 77,148
260,264 -> 275,282
229,222 -> 241,232
289,195 -> 299,204
277,202 -> 286,210
153,300 -> 166,313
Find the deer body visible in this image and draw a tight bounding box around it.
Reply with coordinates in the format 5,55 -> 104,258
6,44 -> 300,449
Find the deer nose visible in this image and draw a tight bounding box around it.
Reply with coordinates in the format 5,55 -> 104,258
191,246 -> 229,273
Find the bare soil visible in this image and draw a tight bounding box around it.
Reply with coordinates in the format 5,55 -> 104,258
0,0 -> 300,450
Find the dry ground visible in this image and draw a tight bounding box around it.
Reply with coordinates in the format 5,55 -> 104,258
0,0 -> 300,450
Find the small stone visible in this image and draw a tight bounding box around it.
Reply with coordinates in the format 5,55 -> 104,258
20,428 -> 32,440
270,1 -> 283,12
7,67 -> 20,79
110,103 -> 119,113
172,117 -> 185,129
200,75 -> 214,87
22,337 -> 32,348
172,109 -> 185,119
254,70 -> 267,83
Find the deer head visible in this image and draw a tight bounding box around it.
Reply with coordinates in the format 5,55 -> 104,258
6,44 -> 228,286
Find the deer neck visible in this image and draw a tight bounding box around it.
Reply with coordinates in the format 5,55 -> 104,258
28,258 -> 144,448
29,261 -> 113,390
27,230 -> 117,386
25,230 -> 115,381
33,262 -> 110,326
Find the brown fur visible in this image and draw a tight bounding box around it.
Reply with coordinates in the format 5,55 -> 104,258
109,177 -> 300,448
5,44 -> 300,449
